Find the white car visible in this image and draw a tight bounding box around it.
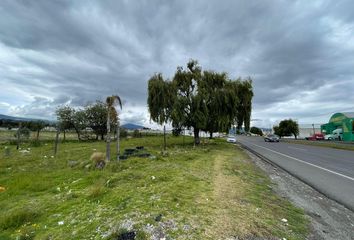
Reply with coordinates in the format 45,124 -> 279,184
227,135 -> 237,143
324,134 -> 334,140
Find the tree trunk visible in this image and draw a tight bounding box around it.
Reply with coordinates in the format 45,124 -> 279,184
106,109 -> 111,161
209,132 -> 213,139
95,134 -> 98,140
194,128 -> 200,145
116,120 -> 120,161
16,123 -> 21,150
63,130 -> 66,141
163,125 -> 166,151
54,130 -> 60,156
76,130 -> 81,141
36,130 -> 40,140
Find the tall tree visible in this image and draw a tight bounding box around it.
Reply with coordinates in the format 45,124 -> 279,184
147,60 -> 250,145
201,71 -> 239,138
56,106 -> 87,141
26,120 -> 46,140
278,119 -> 299,139
56,106 -> 74,141
170,60 -> 207,145
105,95 -> 122,161
236,79 -> 253,132
147,73 -> 174,149
85,101 -> 108,140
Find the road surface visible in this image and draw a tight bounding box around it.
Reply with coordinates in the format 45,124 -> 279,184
237,136 -> 354,211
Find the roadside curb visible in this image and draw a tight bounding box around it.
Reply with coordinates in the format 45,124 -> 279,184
237,141 -> 354,213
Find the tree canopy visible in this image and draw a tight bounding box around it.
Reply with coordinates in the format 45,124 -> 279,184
147,60 -> 253,144
250,126 -> 263,136
273,119 -> 299,139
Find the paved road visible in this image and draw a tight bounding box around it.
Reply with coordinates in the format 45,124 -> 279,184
238,136 -> 354,211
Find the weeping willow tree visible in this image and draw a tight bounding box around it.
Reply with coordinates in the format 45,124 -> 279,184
147,73 -> 174,149
235,78 -> 253,132
106,95 -> 122,161
147,60 -> 253,145
200,71 -> 239,138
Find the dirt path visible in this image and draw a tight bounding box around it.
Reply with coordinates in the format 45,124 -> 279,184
205,152 -> 261,239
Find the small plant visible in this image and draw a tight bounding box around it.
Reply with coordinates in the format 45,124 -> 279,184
88,185 -> 105,198
16,226 -> 36,240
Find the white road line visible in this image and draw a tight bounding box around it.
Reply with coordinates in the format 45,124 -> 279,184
242,140 -> 354,182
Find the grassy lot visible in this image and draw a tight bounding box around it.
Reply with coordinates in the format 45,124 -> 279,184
282,139 -> 354,151
0,130 -> 79,142
0,136 -> 308,239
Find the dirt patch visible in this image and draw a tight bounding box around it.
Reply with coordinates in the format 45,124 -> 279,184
242,147 -> 354,240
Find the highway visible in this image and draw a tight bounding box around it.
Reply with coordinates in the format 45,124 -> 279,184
237,136 -> 354,211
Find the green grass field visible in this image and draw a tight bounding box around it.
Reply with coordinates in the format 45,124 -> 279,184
0,136 -> 308,239
282,139 -> 354,151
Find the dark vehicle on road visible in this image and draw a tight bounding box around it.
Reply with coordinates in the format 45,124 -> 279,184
264,134 -> 279,142
305,133 -> 325,141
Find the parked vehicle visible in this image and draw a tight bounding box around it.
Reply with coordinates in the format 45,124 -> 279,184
264,134 -> 279,142
226,135 -> 237,143
305,133 -> 325,141
324,134 -> 334,140
332,128 -> 343,141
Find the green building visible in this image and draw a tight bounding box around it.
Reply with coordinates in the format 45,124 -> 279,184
321,112 -> 354,142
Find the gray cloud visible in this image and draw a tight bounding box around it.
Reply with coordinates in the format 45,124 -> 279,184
0,0 -> 353,127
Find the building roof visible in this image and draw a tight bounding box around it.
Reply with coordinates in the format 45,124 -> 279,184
342,112 -> 354,118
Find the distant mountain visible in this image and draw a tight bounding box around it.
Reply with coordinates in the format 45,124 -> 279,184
0,114 -> 52,123
121,123 -> 146,130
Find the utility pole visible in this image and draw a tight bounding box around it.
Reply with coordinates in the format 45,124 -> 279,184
312,123 -> 315,135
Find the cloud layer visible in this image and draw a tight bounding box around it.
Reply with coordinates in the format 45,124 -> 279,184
0,0 -> 353,128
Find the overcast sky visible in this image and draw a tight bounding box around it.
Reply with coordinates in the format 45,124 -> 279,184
0,0 -> 353,128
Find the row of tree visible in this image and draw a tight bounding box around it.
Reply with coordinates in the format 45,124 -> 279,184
147,60 -> 253,145
56,96 -> 122,161
56,99 -> 121,141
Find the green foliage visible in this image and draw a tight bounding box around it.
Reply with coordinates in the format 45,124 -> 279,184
133,129 -> 140,137
250,126 -> 263,136
235,78 -> 253,132
85,101 -> 108,140
274,119 -> 299,139
147,60 -> 253,145
56,106 -> 87,140
120,128 -> 128,138
25,121 -> 47,140
0,207 -> 41,230
0,137 -> 308,239
14,127 -> 31,139
172,128 -> 182,136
